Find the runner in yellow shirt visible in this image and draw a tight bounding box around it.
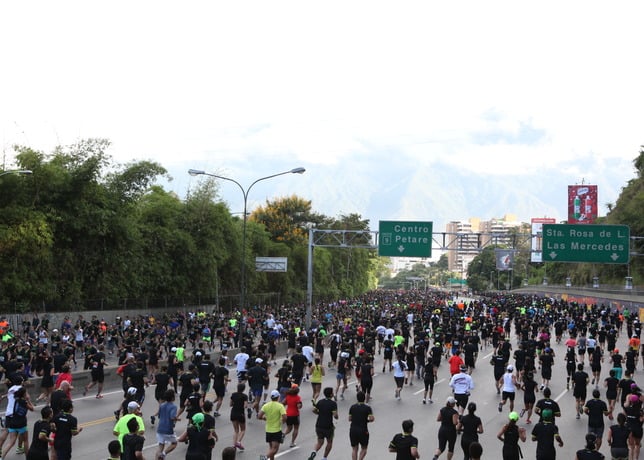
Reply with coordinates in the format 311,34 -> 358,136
258,390 -> 287,460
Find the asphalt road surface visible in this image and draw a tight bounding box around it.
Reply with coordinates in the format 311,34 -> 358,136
4,327 -> 639,460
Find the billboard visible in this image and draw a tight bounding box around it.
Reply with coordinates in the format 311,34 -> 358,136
531,217 -> 557,263
568,185 -> 598,224
495,249 -> 514,271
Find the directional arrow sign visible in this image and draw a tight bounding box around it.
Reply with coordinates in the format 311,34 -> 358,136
378,220 -> 432,258
541,224 -> 630,264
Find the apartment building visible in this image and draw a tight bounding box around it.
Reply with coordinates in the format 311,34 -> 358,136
446,214 -> 526,273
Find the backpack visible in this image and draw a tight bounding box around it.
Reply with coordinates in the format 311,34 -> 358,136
8,398 -> 28,428
14,398 -> 28,417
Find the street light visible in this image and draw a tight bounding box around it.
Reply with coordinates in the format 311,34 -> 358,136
0,170 -> 32,178
188,166 -> 306,340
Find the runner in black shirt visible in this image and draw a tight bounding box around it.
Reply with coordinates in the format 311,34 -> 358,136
574,433 -> 604,460
607,413 -> 630,460
530,409 -> 564,460
308,387 -> 338,460
348,391 -> 374,460
230,383 -> 249,451
583,389 -> 609,449
52,400 -> 82,460
212,358 -> 230,416
26,406 -> 54,460
572,363 -> 590,419
388,419 -> 420,460
534,387 -> 561,422
197,355 -> 215,395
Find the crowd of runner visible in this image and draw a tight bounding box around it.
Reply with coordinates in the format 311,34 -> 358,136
0,289 -> 641,460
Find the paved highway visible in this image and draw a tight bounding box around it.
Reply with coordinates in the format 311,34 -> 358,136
6,327 -> 639,459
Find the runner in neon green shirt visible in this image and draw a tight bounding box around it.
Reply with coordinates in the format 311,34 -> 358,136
259,390 -> 287,460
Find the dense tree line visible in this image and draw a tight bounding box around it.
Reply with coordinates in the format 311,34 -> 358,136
0,139 -> 376,312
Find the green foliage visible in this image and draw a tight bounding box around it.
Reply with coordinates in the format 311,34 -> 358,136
0,139 -> 379,311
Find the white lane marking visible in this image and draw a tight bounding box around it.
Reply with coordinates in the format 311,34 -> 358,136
276,446 -> 300,457
554,388 -> 568,402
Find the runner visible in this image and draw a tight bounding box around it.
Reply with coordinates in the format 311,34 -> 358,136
348,391 -> 374,460
257,390 -> 286,460
308,387 -> 338,460
388,419 -> 420,460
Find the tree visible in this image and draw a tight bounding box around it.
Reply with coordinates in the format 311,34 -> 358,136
252,195 -> 325,246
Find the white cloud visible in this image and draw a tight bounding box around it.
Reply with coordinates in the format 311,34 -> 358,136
0,1 -> 642,228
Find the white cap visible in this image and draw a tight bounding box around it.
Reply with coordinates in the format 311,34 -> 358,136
255,358 -> 263,363
171,347 -> 177,352
127,401 -> 140,411
195,351 -> 202,357
271,390 -> 280,399
340,352 -> 350,358
507,365 -> 514,371
127,387 -> 137,395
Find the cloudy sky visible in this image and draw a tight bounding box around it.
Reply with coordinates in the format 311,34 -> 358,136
1,2 -> 642,234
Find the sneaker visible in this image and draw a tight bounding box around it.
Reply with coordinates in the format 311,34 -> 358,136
235,442 -> 245,451
429,399 -> 433,403
422,399 -> 426,404
519,409 -> 525,418
260,456 -> 268,460
340,394 -> 344,400
15,447 -> 24,454
213,411 -> 220,417
114,410 -> 120,421
496,387 -> 500,395
576,413 -> 580,419
247,407 -> 252,419
290,443 -> 297,448
82,387 -> 88,396
150,415 -> 155,425
308,452 -> 317,460
498,403 -> 503,412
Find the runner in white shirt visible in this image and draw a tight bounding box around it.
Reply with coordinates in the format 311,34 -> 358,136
234,347 -> 250,382
498,365 -> 518,413
302,345 -> 315,380
449,364 -> 475,415
302,345 -> 315,364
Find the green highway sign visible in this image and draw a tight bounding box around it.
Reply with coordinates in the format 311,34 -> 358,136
541,224 -> 630,263
378,221 -> 432,257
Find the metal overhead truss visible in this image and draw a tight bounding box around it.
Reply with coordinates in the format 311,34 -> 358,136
307,229 -> 533,252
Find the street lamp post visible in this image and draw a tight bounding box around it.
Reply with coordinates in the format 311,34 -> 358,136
0,170 -> 32,178
188,167 -> 305,341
